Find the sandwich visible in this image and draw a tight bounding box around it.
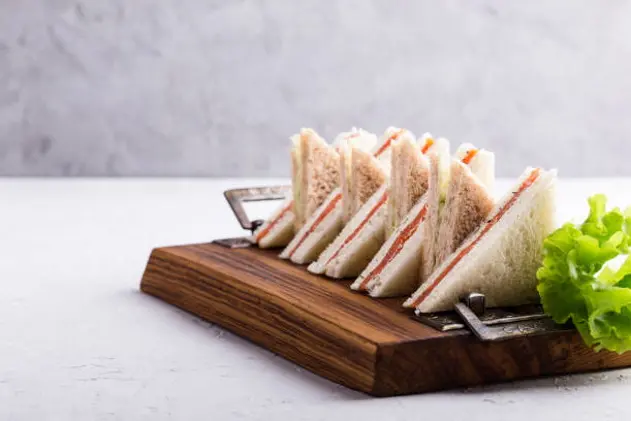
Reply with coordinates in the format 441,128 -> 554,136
308,128 -> 418,277
307,184 -> 389,277
311,130 -> 442,278
421,144 -> 495,284
250,196 -> 295,249
252,128 -> 337,249
433,144 -> 495,268
354,141 -> 495,297
279,187 -> 343,263
291,128 -> 341,231
279,129 -> 387,264
404,166 -> 557,313
342,130 -> 391,224
386,131 -> 435,238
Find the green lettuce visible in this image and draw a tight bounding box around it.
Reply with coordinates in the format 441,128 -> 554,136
537,194 -> 631,353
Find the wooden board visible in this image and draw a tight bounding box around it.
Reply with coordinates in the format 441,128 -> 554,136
140,242 -> 631,396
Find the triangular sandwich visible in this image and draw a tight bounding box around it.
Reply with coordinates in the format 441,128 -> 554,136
250,196 -> 295,249
342,130 -> 390,224
280,129 -> 384,264
404,167 -> 557,313
253,128 -> 336,249
422,144 -> 495,283
292,128 -> 341,232
351,138 -> 449,295
362,143 -> 494,298
313,130 -> 441,278
386,131 -> 433,238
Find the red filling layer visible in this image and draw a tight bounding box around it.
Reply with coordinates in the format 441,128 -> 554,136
374,129 -> 404,158
255,200 -> 294,242
358,204 -> 428,290
409,168 -> 541,308
286,194 -> 342,258
461,149 -> 479,165
421,138 -> 434,154
324,191 -> 389,267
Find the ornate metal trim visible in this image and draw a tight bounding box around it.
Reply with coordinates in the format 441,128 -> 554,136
414,293 -> 572,341
214,185 -> 291,248
223,185 -> 291,233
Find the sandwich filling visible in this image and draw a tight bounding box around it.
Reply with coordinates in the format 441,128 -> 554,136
255,200 -> 294,242
287,130 -> 383,259
341,130 -> 380,223
291,128 -> 341,231
357,204 -> 428,290
284,193 -> 342,259
408,168 -> 541,308
422,146 -> 483,278
461,148 -> 478,165
339,131 -> 362,195
324,191 -> 389,267
386,134 -> 434,237
291,135 -> 303,227
421,138 -> 434,154
374,129 -> 404,158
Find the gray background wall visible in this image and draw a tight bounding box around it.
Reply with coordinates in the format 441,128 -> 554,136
1,0 -> 630,177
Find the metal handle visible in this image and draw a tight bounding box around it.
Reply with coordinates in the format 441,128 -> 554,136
414,292 -> 572,341
223,186 -> 291,233
453,301 -> 560,342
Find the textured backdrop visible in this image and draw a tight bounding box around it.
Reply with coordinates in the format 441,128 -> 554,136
1,0 -> 631,177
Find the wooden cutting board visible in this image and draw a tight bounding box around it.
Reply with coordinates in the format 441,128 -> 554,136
139,242 -> 631,396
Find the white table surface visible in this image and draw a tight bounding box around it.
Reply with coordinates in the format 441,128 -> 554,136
3,177 -> 631,420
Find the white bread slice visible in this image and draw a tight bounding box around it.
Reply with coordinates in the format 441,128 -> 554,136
291,135 -> 302,229
457,143 -> 495,192
339,129 -> 385,224
404,167 -> 557,313
355,197 -> 428,295
417,140 -> 450,284
250,197 -> 295,249
307,129 -> 406,278
371,129 -> 394,174
308,185 -> 388,277
385,134 -> 450,238
340,127 -> 378,221
280,129 -> 379,264
291,129 -> 340,231
279,188 -> 343,264
348,148 -> 386,219
385,130 -> 423,238
310,132 -> 447,280
367,141 -> 495,298
420,140 -> 470,284
325,136 -> 445,286
433,147 -> 495,272
353,139 -> 449,295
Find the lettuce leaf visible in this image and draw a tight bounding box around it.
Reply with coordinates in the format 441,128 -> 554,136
537,194 -> 631,353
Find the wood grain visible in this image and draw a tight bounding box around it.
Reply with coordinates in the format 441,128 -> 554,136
140,242 -> 631,396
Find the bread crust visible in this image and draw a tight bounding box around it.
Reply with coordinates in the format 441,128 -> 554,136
435,160 -> 494,267
406,168 -> 556,313
386,134 -> 429,238
420,153 -> 443,283
294,130 -> 340,231
349,149 -> 386,220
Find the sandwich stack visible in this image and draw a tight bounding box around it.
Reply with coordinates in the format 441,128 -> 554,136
141,125 -> 631,397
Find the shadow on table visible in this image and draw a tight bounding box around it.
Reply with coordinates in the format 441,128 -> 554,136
129,288 -> 631,401
453,368 -> 631,395
131,288 -> 369,401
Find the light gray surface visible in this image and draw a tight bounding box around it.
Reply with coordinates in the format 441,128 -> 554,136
2,1 -> 631,177
2,177 -> 631,420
